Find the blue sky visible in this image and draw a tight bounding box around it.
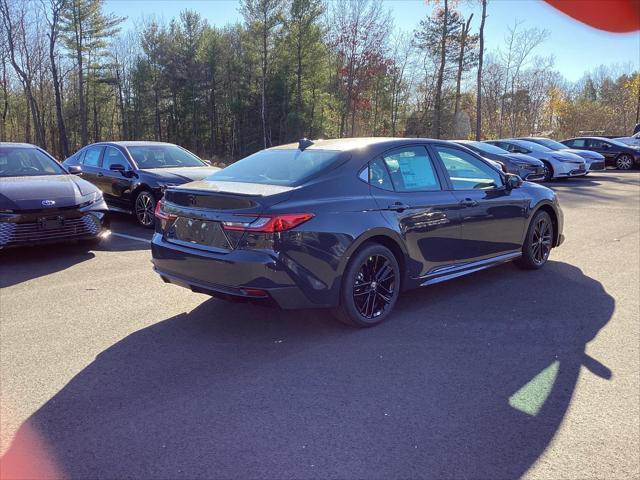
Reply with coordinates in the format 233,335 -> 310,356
104,0 -> 640,82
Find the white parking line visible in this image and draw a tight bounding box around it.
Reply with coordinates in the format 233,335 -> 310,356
109,232 -> 151,243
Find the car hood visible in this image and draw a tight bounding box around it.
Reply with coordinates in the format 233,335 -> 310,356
0,174 -> 99,211
550,150 -> 585,162
504,153 -> 544,166
563,148 -> 604,160
141,166 -> 220,183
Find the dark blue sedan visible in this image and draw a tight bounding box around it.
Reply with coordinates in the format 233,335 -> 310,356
151,138 -> 564,327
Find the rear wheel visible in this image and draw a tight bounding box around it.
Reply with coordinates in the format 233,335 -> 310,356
515,211 -> 554,270
134,190 -> 156,228
333,244 -> 400,327
615,154 -> 634,170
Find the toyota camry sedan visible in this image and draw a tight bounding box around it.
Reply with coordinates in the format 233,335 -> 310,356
0,143 -> 109,249
64,142 -> 219,227
151,138 -> 564,327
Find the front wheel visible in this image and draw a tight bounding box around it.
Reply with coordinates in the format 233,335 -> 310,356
134,190 -> 156,228
515,211 -> 554,270
541,161 -> 554,182
615,154 -> 634,170
333,244 -> 401,327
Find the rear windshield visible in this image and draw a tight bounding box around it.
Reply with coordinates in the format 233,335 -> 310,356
0,147 -> 66,177
127,145 -> 204,169
208,149 -> 343,186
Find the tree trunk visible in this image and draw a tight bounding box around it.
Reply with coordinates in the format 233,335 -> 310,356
454,14 -> 473,118
261,13 -> 268,148
49,23 -> 69,157
475,0 -> 487,141
433,0 -> 449,139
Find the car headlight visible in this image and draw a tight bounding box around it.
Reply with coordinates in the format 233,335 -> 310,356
79,191 -> 103,208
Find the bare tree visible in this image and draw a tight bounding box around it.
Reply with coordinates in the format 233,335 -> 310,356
475,0 -> 486,140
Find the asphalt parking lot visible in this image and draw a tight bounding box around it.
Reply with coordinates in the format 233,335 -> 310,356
1,171 -> 638,479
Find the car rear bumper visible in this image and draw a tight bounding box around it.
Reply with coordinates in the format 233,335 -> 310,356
151,234 -> 335,309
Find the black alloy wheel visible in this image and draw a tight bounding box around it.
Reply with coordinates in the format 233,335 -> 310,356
516,211 -> 554,270
616,154 -> 633,170
334,243 -> 400,327
135,190 -> 156,228
542,161 -> 554,182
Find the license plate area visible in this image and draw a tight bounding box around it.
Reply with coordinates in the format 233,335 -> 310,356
38,216 -> 63,230
167,217 -> 232,250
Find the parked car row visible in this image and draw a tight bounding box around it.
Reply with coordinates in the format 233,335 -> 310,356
1,130 -> 636,327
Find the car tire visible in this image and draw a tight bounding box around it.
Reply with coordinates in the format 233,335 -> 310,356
333,243 -> 401,327
615,154 -> 634,170
515,210 -> 554,270
541,161 -> 554,182
134,190 -> 156,228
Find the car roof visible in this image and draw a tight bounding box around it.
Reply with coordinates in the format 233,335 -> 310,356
0,142 -> 39,149
82,141 -> 177,148
564,136 -> 610,141
268,137 -> 449,153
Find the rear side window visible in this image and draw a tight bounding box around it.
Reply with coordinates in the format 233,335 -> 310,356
381,146 -> 440,192
363,157 -> 394,191
82,146 -> 103,167
568,139 -> 585,147
208,149 -> 343,186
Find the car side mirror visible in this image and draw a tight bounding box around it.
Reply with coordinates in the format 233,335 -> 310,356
601,144 -> 609,149
67,165 -> 82,175
504,173 -> 523,190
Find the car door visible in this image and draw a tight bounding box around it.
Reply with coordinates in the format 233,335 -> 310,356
365,145 -> 463,279
587,139 -> 617,160
99,146 -> 135,207
79,145 -> 105,187
432,144 -> 528,261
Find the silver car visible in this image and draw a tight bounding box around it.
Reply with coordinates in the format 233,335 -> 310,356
486,139 -> 586,182
518,137 -> 606,172
615,132 -> 640,147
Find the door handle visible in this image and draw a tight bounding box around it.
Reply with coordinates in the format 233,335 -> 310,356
388,202 -> 412,212
460,198 -> 478,207
97,172 -> 104,177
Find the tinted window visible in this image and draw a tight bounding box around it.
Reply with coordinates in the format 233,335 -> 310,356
368,157 -> 394,191
83,146 -> 103,167
435,146 -> 503,190
209,149 -> 342,186
128,145 -> 204,169
0,147 -> 66,177
103,146 -> 130,170
588,139 -> 607,148
567,139 -> 585,147
381,146 -> 440,192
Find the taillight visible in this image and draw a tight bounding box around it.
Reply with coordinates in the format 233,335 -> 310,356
222,213 -> 314,233
154,201 -> 177,221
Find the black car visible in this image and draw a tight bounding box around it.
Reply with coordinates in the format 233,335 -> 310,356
0,143 -> 109,249
561,137 -> 640,170
63,142 -> 219,227
151,138 -> 564,327
452,140 -> 546,181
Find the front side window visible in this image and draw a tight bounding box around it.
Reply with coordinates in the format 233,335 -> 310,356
103,146 -> 130,170
568,139 -> 585,147
0,147 -> 66,177
128,145 -> 204,169
82,146 -> 103,167
435,146 -> 503,190
381,146 -> 440,192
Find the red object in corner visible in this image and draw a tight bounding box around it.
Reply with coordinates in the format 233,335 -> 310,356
545,0 -> 640,33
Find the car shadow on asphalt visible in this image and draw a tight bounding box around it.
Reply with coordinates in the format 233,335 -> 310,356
0,261 -> 614,479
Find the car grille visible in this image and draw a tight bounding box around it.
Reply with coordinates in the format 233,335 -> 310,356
589,161 -> 605,171
0,215 -> 100,247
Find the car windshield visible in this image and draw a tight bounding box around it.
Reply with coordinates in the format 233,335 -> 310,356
208,149 -> 343,186
0,147 -> 66,177
127,145 -> 204,169
530,138 -> 567,150
607,138 -> 632,148
514,140 -> 551,152
467,141 -> 509,155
